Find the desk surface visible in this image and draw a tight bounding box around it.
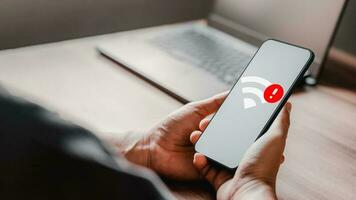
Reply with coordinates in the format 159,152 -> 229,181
0,33 -> 355,200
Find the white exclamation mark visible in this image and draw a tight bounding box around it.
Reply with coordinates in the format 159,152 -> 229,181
270,88 -> 278,99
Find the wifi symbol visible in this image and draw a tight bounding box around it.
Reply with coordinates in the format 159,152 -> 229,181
241,76 -> 272,109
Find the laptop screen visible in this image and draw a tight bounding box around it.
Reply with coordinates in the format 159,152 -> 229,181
210,0 -> 346,69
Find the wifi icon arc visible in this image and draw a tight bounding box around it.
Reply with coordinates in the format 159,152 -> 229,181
241,76 -> 272,109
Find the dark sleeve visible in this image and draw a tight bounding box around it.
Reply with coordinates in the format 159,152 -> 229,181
0,87 -> 173,200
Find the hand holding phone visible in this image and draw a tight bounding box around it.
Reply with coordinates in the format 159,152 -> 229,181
195,40 -> 314,169
191,102 -> 292,199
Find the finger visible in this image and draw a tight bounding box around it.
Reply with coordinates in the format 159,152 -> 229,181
270,102 -> 292,138
193,153 -> 209,171
188,91 -> 228,119
193,153 -> 233,190
279,102 -> 292,136
280,154 -> 285,164
199,118 -> 211,131
190,131 -> 202,144
193,153 -> 217,185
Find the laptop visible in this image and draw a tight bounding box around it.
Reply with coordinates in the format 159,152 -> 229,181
97,0 -> 348,103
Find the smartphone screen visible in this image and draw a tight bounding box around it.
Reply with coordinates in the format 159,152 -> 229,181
195,40 -> 314,169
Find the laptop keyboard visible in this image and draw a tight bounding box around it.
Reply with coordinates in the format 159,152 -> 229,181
150,28 -> 253,85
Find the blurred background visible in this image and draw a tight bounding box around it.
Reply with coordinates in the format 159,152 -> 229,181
0,0 -> 213,49
0,0 -> 355,54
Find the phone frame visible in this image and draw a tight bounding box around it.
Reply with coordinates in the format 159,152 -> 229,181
195,39 -> 315,170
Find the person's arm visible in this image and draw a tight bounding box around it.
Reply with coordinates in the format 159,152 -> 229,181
0,88 -> 173,200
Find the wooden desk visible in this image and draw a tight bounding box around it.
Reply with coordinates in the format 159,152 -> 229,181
0,34 -> 355,199
0,34 -> 182,134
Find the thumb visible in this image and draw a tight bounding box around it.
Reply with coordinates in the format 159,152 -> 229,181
187,91 -> 228,120
235,103 -> 292,182
268,102 -> 292,139
254,102 -> 292,154
254,102 -> 292,164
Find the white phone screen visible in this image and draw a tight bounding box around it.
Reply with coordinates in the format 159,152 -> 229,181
195,40 -> 313,168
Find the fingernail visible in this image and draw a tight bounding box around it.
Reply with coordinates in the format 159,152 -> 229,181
287,103 -> 292,113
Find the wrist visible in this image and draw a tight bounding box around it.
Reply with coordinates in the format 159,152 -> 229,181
123,134 -> 152,168
230,179 -> 277,200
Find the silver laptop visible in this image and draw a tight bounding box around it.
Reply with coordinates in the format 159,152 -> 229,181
97,0 -> 347,103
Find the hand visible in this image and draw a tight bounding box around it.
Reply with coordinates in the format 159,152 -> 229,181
191,102 -> 292,199
124,92 -> 228,180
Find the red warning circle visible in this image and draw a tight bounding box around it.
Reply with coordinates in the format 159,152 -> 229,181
264,84 -> 284,103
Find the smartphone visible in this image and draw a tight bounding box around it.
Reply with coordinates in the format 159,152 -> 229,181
195,39 -> 314,169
